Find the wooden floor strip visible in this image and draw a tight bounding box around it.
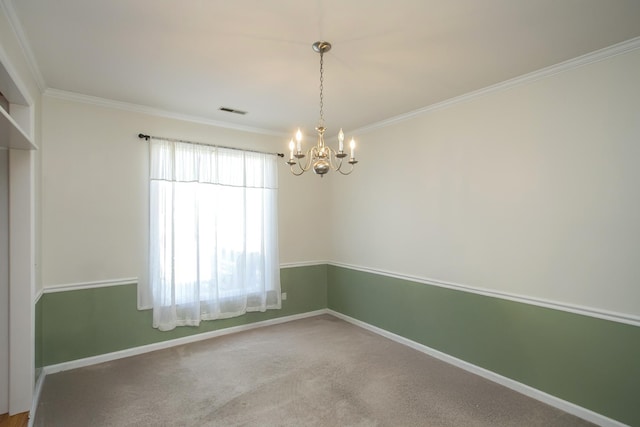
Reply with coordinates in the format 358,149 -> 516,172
0,412 -> 30,427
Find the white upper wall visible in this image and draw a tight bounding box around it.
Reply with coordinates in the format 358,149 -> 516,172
330,47 -> 640,318
40,95 -> 330,288
39,37 -> 640,319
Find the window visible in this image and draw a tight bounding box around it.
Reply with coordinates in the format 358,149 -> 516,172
148,138 -> 280,331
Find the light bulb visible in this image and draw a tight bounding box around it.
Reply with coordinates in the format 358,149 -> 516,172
296,129 -> 302,153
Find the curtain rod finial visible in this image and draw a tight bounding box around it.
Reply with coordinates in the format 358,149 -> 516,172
138,133 -> 150,141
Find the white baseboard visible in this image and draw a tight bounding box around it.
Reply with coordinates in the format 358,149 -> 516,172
31,309 -> 329,423
43,309 -> 328,375
328,309 -> 626,427
32,308 -> 625,427
28,370 -> 45,427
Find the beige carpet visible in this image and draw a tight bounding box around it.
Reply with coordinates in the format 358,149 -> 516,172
34,314 -> 594,426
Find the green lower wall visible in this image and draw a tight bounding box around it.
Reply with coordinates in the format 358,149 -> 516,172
327,265 -> 640,426
38,264 -> 326,367
36,263 -> 639,425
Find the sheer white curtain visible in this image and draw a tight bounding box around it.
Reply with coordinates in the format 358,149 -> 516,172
148,138 -> 281,331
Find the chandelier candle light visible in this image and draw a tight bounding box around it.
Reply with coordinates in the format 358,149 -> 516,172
286,41 -> 358,177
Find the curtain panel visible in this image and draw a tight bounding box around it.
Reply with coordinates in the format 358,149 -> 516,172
147,138 -> 281,331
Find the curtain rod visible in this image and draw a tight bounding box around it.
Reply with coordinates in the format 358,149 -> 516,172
138,133 -> 284,158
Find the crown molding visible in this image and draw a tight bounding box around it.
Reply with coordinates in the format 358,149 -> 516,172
1,0 -> 46,91
6,0 -> 640,141
355,36 -> 640,135
43,88 -> 288,138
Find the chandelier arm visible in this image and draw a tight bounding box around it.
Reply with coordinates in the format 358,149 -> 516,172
297,147 -> 316,173
288,148 -> 313,175
289,164 -> 306,176
307,147 -> 318,170
327,146 -> 350,172
326,147 -> 342,171
336,165 -> 355,175
329,146 -> 357,175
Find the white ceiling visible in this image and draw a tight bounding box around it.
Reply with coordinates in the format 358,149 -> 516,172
7,0 -> 640,136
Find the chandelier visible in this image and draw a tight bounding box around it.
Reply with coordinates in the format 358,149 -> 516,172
286,41 -> 358,177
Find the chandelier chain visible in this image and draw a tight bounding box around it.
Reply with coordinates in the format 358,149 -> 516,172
319,51 -> 324,126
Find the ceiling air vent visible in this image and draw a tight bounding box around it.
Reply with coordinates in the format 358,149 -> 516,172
219,107 -> 247,115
